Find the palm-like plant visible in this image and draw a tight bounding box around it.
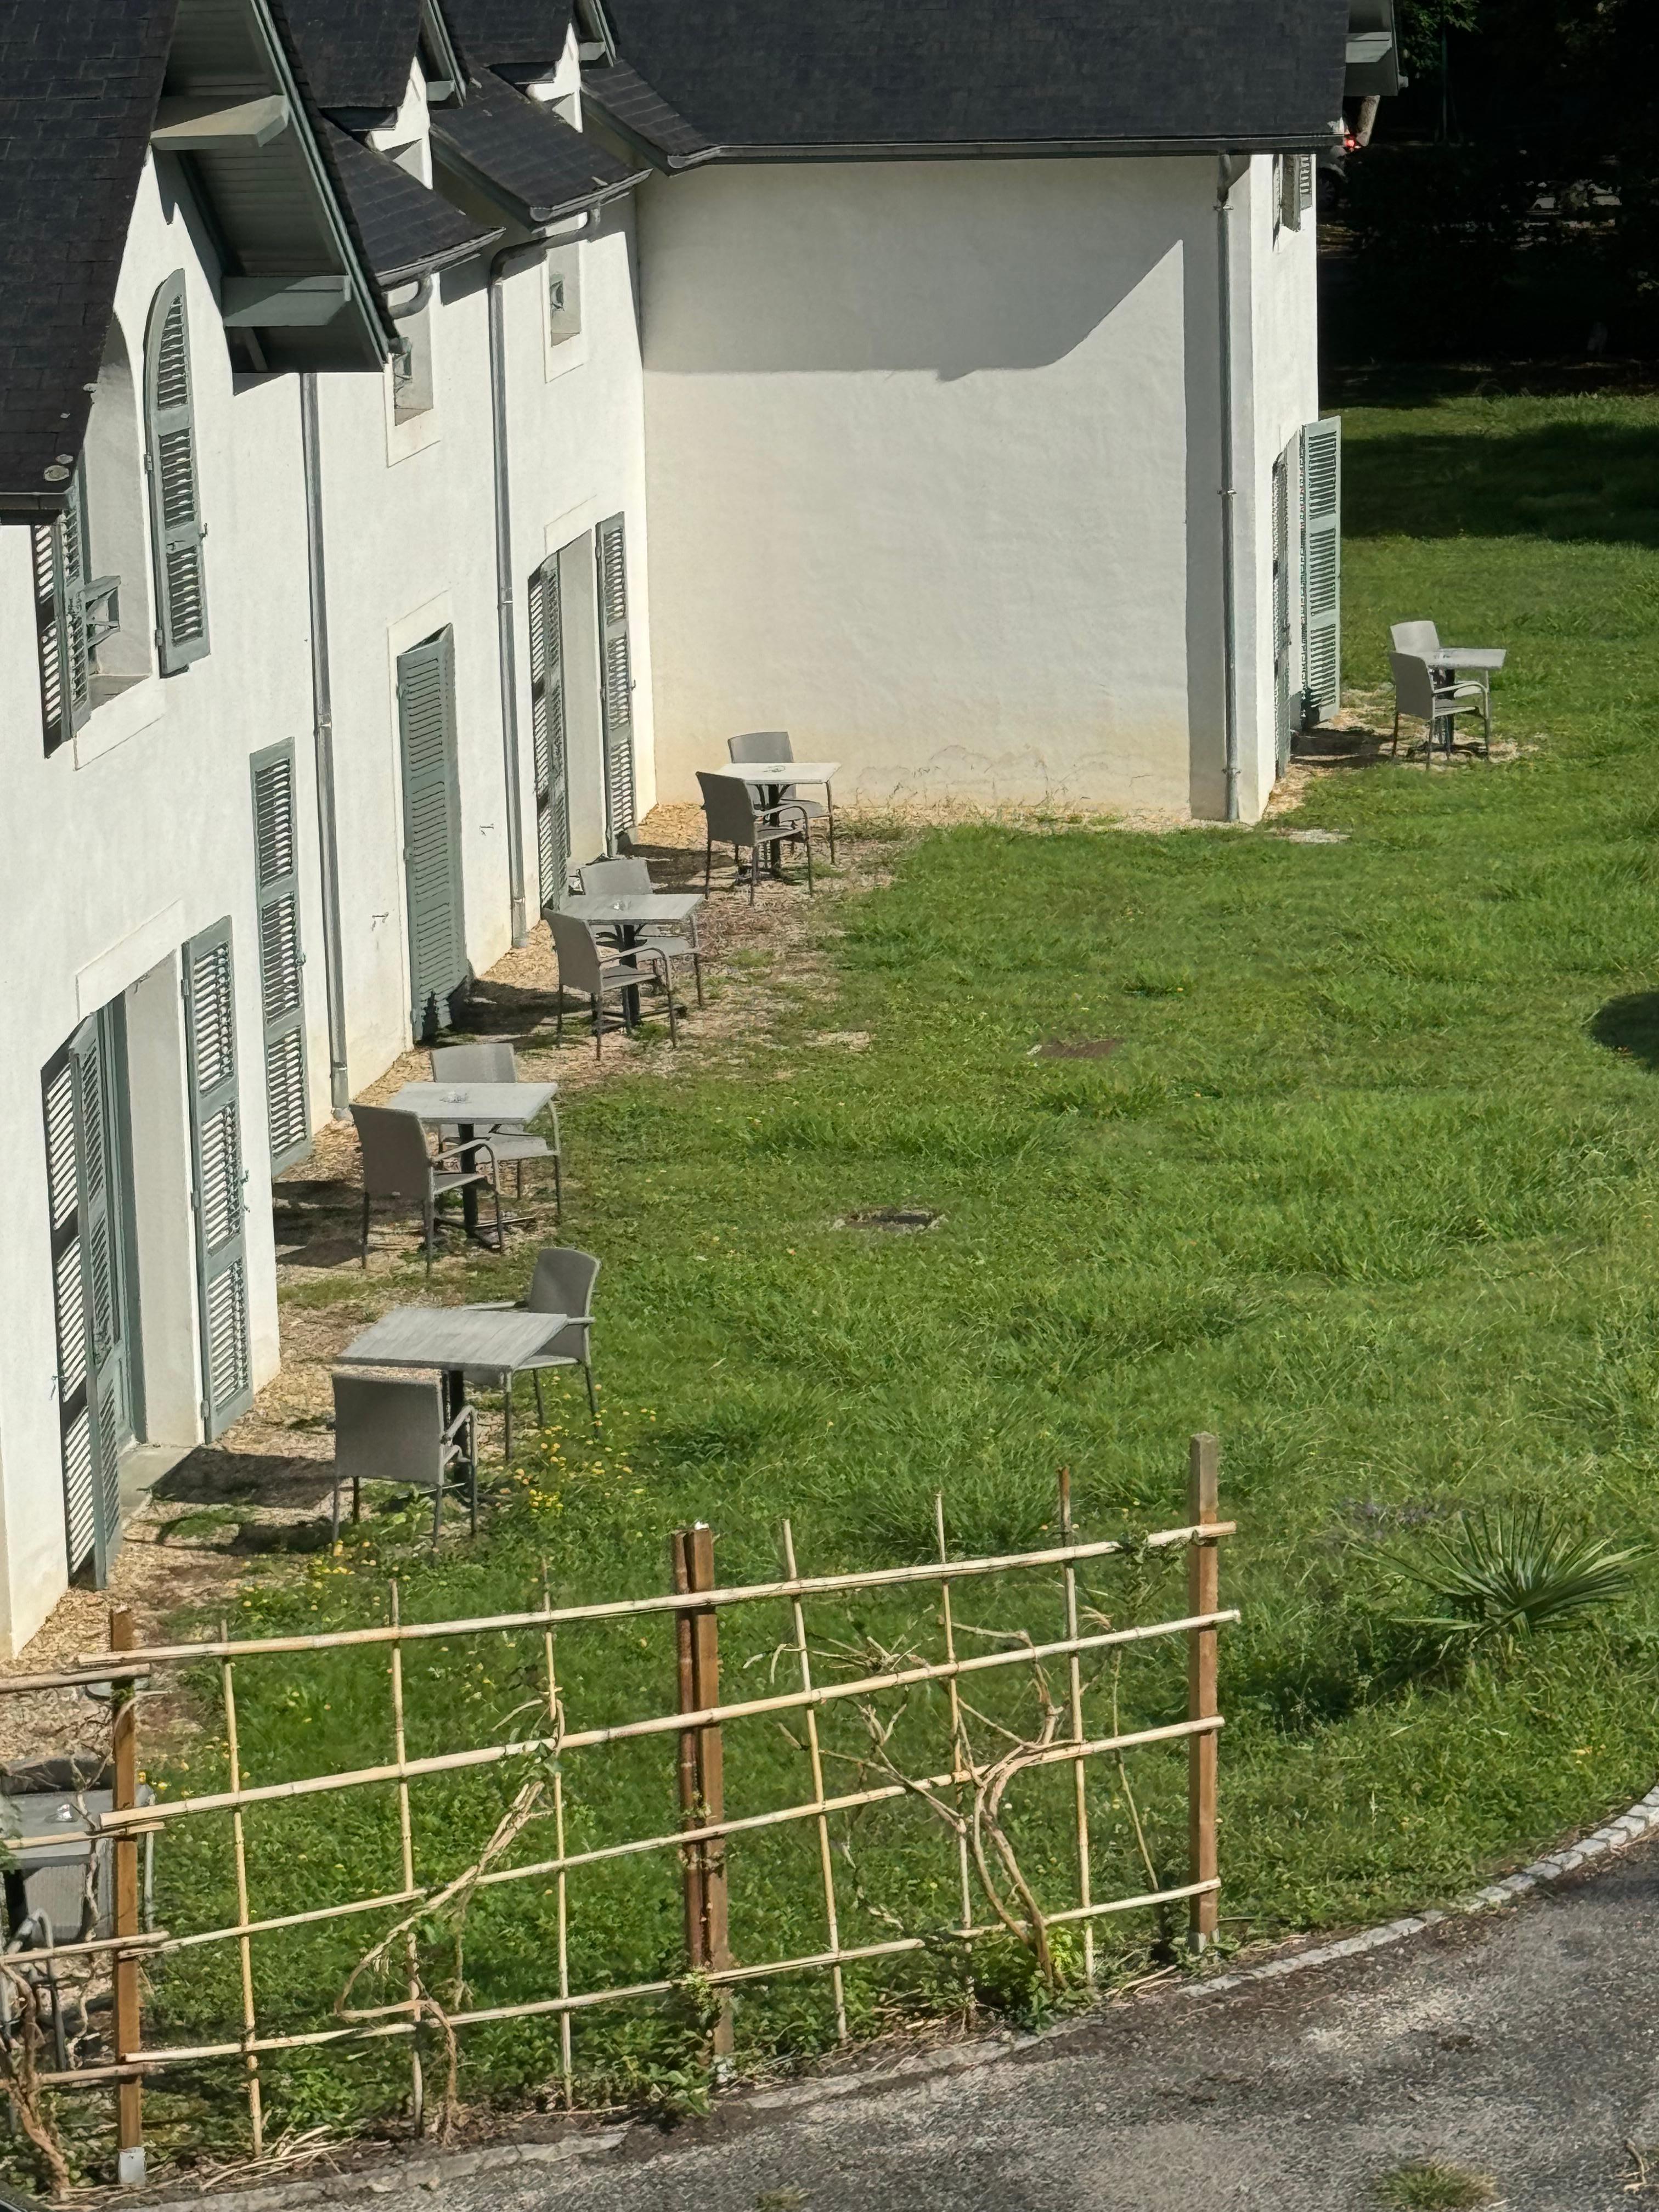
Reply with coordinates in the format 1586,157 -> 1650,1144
1391,1502 -> 1647,1654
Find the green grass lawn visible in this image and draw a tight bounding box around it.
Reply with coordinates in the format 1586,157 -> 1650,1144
110,380 -> 1659,2171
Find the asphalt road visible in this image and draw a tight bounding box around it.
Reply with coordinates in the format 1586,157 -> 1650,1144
419,1832 -> 1659,2212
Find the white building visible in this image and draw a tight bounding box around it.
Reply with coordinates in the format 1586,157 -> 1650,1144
0,0 -> 1388,1652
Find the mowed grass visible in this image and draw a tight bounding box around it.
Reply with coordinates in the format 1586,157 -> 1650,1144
126,383 -> 1659,2160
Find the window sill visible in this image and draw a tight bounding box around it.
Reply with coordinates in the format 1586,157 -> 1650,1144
75,673 -> 165,767
386,404 -> 442,467
543,329 -> 589,385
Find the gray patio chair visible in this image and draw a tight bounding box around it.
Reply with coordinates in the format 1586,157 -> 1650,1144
351,1102 -> 502,1278
728,730 -> 835,861
546,907 -> 675,1056
430,1039 -> 562,1217
1389,650 -> 1487,763
465,1247 -> 601,1435
579,855 -> 704,1007
330,1370 -> 477,1544
1391,619 -> 1500,748
697,770 -> 814,904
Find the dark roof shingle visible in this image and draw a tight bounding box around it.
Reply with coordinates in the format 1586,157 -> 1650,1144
430,72 -> 645,223
324,122 -> 502,284
591,0 -> 1350,159
280,0 -> 424,117
442,0 -> 574,77
0,0 -> 178,519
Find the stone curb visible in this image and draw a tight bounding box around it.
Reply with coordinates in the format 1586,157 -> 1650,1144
138,1781 -> 1659,2210
1185,1781 -> 1659,1999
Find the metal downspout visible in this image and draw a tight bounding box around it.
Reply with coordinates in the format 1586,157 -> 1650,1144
488,239 -> 551,949
1216,155 -> 1245,825
300,373 -> 351,1115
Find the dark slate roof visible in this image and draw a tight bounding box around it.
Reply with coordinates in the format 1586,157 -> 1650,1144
589,0 -> 1351,161
324,122 -> 503,284
0,0 -> 177,520
580,58 -> 709,164
430,71 -> 645,223
442,0 -> 573,77
280,0 -> 423,117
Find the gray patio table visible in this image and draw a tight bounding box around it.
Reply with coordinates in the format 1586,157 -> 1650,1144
1431,648 -> 1505,749
560,891 -> 704,1023
337,1306 -> 568,1469
708,761 -> 839,876
387,1079 -> 558,1244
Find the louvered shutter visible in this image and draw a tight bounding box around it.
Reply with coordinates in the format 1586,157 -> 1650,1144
43,1020 -> 125,1583
1299,154 -> 1314,218
596,514 -> 636,848
1300,417 -> 1342,721
32,469 -> 91,754
396,631 -> 469,1040
528,556 -> 570,909
251,742 -> 311,1173
144,273 -> 209,673
184,921 -> 253,1437
1272,447 -> 1294,778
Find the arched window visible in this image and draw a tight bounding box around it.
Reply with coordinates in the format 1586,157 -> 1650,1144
143,272 -> 210,673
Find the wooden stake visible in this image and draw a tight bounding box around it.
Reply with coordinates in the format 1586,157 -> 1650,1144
780,1521 -> 847,2044
110,1607 -> 144,2187
933,1494 -> 975,1938
387,1584 -> 425,2134
540,1572 -> 572,2106
671,1532 -> 707,1971
673,1526 -> 733,2061
1187,1435 -> 1221,1953
219,1627 -> 263,2154
1058,1471 -> 1094,1983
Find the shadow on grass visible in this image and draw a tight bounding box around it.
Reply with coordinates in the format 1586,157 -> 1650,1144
1590,991 -> 1659,1071
1345,419 -> 1659,547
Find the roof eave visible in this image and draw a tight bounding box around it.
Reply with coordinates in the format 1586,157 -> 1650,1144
651,132 -> 1345,171
430,138 -> 645,229
375,225 -> 504,286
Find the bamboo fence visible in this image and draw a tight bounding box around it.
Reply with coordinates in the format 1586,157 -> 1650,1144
0,1441 -> 1233,2182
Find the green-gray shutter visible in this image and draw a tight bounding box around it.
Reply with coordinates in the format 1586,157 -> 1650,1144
1301,416 -> 1342,721
596,514 -> 636,848
184,920 -> 253,1437
32,467 -> 91,754
251,741 -> 311,1172
144,272 -> 210,673
1272,445 -> 1294,777
528,555 -> 570,908
43,1019 -> 125,1583
396,630 -> 469,1040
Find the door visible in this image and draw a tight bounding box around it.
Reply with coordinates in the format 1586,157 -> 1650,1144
1272,444 -> 1294,778
42,1005 -> 134,1584
596,513 -> 636,851
184,920 -> 254,1440
396,629 -> 469,1040
528,555 -> 571,910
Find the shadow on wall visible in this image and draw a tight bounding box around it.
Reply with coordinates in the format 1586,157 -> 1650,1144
1345,421 -> 1659,548
639,164 -> 1197,380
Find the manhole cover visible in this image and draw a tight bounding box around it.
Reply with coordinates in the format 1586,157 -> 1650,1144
836,1207 -> 941,1232
1029,1037 -> 1122,1060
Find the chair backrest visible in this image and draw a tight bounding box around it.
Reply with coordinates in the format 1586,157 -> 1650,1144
698,769 -> 759,847
727,731 -> 792,764
546,907 -> 606,992
1389,650 -> 1438,721
1390,620 -> 1440,657
582,856 -> 652,898
332,1372 -> 446,1491
352,1103 -> 433,1198
431,1040 -> 516,1084
526,1248 -> 600,1363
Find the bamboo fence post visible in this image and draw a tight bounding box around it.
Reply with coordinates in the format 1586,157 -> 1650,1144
218,1622 -> 263,2154
1186,1435 -> 1221,1953
1058,1471 -> 1094,1983
673,1526 -> 733,2062
933,1494 -> 975,1938
110,1607 -> 144,2187
779,1520 -> 847,2044
387,1583 -> 425,2134
539,1573 -> 573,2106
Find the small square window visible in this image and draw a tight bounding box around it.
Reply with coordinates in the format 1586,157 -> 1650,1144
392,304 -> 436,421
546,242 -> 583,347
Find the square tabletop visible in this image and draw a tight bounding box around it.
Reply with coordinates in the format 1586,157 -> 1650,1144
709,761 -> 840,785
388,1080 -> 558,1125
1437,647 -> 1506,672
561,892 -> 704,926
339,1307 -> 568,1373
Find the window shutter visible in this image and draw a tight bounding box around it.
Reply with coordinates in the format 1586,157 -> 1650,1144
396,631 -> 469,1040
43,1020 -> 125,1583
251,741 -> 311,1173
32,470 -> 92,754
183,920 -> 253,1437
1301,416 -> 1342,721
596,513 -> 636,848
1299,154 -> 1314,217
144,272 -> 210,673
528,555 -> 570,908
1272,446 -> 1294,778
